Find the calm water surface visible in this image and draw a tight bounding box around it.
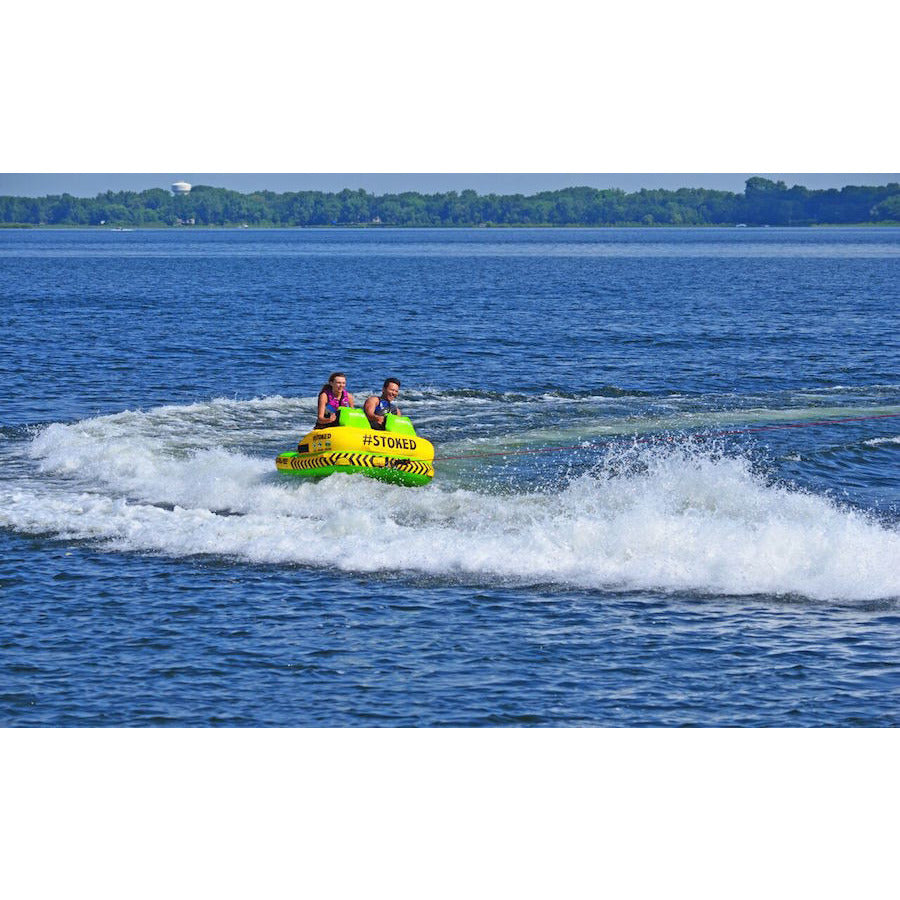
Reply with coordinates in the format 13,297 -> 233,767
1,227 -> 898,725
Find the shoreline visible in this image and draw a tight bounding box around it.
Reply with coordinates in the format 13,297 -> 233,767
3,222 -> 900,230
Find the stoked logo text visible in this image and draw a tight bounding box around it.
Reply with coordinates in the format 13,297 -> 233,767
362,433 -> 418,451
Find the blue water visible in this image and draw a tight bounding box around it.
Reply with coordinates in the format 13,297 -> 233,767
1,227 -> 898,726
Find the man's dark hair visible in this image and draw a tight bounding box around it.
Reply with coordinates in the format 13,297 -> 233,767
383,377 -> 400,390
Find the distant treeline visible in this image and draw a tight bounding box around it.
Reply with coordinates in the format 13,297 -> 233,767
2,178 -> 899,227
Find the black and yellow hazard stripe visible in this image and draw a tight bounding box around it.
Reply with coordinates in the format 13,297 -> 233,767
276,453 -> 339,471
276,451 -> 434,482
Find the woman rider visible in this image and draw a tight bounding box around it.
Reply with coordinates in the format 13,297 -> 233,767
316,372 -> 354,428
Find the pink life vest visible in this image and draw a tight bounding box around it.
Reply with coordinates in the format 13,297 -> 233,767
322,386 -> 351,417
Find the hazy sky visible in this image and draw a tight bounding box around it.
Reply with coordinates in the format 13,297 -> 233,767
1,173 -> 897,198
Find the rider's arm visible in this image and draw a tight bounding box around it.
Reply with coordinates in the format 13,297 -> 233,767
316,392 -> 336,426
363,395 -> 383,425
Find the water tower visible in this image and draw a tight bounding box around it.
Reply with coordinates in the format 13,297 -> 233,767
171,180 -> 191,194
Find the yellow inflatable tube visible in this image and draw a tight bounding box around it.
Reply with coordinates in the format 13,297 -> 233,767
275,408 -> 435,486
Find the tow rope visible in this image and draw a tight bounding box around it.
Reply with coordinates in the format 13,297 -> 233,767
432,412 -> 900,463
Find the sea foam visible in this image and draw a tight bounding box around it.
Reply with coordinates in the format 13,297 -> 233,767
2,406 -> 898,603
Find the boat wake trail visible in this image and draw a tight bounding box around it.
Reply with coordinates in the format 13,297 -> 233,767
1,399 -> 898,602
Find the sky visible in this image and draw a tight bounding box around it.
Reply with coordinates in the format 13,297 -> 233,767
1,173 -> 897,198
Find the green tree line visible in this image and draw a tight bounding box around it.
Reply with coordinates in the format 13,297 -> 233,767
1,178 -> 898,227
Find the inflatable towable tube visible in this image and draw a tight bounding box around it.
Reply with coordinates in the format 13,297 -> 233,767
275,407 -> 435,487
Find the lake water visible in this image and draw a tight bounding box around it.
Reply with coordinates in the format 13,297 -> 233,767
1,227 -> 898,726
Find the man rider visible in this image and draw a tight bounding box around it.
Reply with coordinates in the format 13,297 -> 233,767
364,377 -> 401,430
